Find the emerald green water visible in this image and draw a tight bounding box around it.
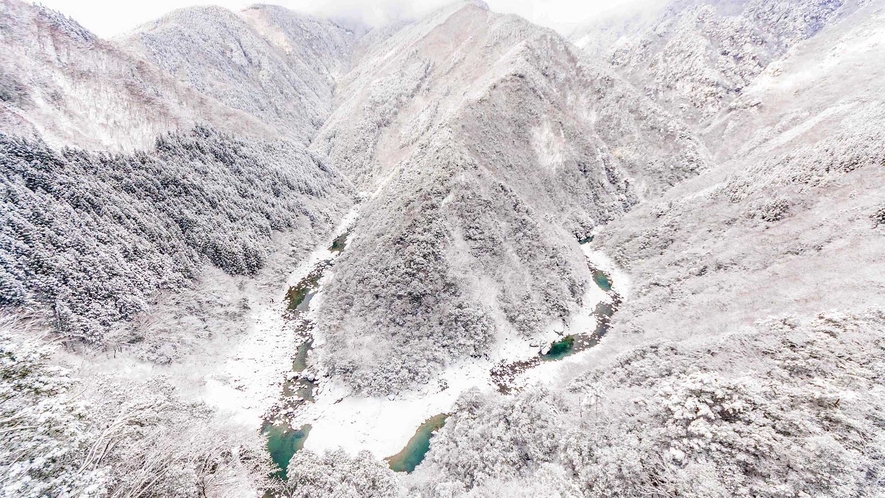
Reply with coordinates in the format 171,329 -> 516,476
542,335 -> 575,360
292,340 -> 313,372
264,233 -> 348,486
329,232 -> 348,253
264,423 -> 311,480
285,284 -> 312,311
541,305 -> 615,362
386,414 -> 448,473
286,284 -> 318,313
285,262 -> 328,312
592,269 -> 612,292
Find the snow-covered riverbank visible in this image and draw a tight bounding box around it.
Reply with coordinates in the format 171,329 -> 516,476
197,207 -> 361,428
295,246 -> 622,459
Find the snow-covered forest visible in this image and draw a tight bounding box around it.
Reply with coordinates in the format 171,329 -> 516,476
0,318 -> 276,497
2,0 -> 885,495
405,310 -> 885,496
1,127 -> 350,344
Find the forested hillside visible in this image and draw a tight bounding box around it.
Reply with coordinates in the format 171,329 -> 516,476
388,0 -> 885,494
0,0 -> 277,150
0,320 -> 276,497
310,2 -> 711,394
0,127 -> 350,343
571,0 -> 858,125
401,310 -> 885,496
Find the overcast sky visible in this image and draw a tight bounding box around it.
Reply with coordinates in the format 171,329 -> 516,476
36,0 -> 649,38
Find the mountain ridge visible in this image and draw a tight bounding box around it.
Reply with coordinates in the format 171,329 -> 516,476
305,1 -> 711,393
0,0 -> 282,151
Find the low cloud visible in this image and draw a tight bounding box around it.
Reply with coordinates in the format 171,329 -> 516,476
38,0 -> 667,38
286,0 -> 665,34
281,0 -> 453,28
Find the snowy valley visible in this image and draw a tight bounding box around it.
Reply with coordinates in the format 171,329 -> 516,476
1,0 -> 885,496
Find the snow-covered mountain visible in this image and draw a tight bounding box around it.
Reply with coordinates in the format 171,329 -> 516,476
593,0 -> 885,351
571,0 -> 860,126
121,5 -> 359,145
0,0 -> 280,150
2,0 -> 884,495
311,1 -> 710,394
418,0 -> 885,494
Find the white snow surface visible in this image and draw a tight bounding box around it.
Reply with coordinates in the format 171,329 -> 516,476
198,207 -> 361,428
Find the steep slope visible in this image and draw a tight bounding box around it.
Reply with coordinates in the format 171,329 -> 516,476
0,127 -> 351,344
571,0 -> 860,126
705,0 -> 885,159
394,0 -> 885,493
592,0 -> 885,343
308,2 -> 710,394
406,310 -> 885,496
122,5 -> 358,144
4,0 -> 885,495
0,0 -> 277,151
0,4 -> 359,496
240,4 -> 358,82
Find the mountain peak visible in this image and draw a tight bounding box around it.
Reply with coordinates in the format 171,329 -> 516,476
465,0 -> 490,10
